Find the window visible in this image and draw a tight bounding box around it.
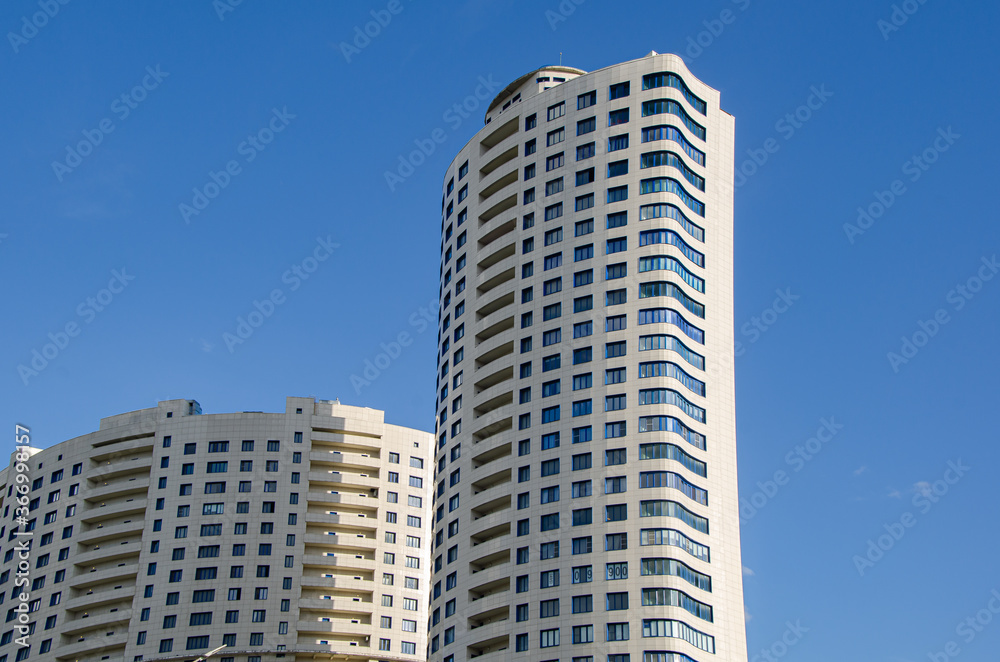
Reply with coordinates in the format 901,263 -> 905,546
542,329 -> 561,347
545,203 -> 563,221
572,400 -> 592,417
572,453 -> 592,470
573,624 -> 595,643
608,159 -> 629,178
525,163 -> 536,180
517,519 -> 530,536
607,622 -> 630,641
577,116 -> 596,135
578,91 -> 596,108
540,569 -> 560,588
540,513 -> 559,531
547,127 -> 565,146
543,303 -> 561,320
525,137 -> 537,154
546,152 -> 565,171
607,560 -> 629,579
574,244 -> 593,262
577,142 -> 595,160
573,321 -> 593,338
606,341 -> 626,357
573,480 -> 591,500
610,81 -> 630,99
543,354 -> 561,371
606,505 -> 628,522
575,219 -> 594,237
526,114 -> 537,130
609,108 -> 629,126
516,633 -> 529,652
572,535 -> 593,554
573,564 -> 593,583
544,227 -> 563,245
607,185 -> 628,203
576,167 -> 595,186
574,295 -> 593,313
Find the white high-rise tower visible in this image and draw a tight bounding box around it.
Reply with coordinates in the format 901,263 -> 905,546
429,52 -> 746,662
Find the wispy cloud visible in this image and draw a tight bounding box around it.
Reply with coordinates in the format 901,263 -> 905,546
742,565 -> 755,577
913,481 -> 933,498
853,465 -> 868,476
886,488 -> 901,499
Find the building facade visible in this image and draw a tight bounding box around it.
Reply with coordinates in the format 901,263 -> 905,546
429,52 -> 746,661
0,397 -> 433,662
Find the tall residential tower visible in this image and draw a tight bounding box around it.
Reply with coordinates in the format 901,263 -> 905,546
429,52 -> 746,662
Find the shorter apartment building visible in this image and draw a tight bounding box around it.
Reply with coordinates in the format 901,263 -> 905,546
0,397 -> 433,662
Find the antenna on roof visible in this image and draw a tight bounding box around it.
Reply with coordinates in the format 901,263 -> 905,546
559,52 -> 563,65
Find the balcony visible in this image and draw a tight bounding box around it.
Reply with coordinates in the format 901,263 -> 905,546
302,510 -> 378,530
470,445 -> 512,476
298,596 -> 374,613
478,167 -> 518,205
302,552 -> 375,569
63,589 -> 133,612
87,455 -> 151,482
72,541 -> 141,567
309,450 -> 381,472
84,477 -> 149,502
479,115 -> 519,154
60,608 -> 132,636
476,217 -> 516,254
470,494 -> 509,522
307,489 -> 377,507
299,575 -> 374,592
77,518 -> 144,545
297,619 -> 373,637
466,633 -> 509,660
68,563 -> 138,590
52,630 -> 127,660
308,470 -> 379,490
80,497 -> 146,524
303,532 -> 377,553
468,519 -> 510,548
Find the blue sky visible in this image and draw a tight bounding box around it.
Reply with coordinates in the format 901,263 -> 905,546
2,0 -> 999,659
